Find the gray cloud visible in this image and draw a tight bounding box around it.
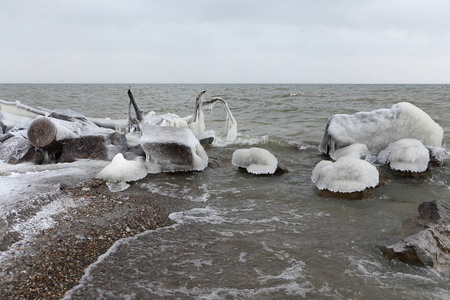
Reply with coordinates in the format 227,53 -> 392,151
2,0 -> 450,83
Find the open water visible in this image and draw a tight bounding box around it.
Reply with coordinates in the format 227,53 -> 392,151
1,84 -> 449,299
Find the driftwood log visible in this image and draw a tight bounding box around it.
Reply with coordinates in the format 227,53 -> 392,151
27,117 -> 58,148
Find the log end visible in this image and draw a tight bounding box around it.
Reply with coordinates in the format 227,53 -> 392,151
27,117 -> 57,148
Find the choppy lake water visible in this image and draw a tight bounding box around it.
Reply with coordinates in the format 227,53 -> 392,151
1,84 -> 449,299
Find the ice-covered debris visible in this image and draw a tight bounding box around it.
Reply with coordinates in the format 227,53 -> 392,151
311,157 -> 379,193
139,122 -> 208,172
96,153 -> 147,182
232,147 -> 278,175
378,138 -> 430,172
202,97 -> 238,142
0,99 -> 46,118
106,181 -> 131,192
330,143 -> 370,160
319,102 -> 444,155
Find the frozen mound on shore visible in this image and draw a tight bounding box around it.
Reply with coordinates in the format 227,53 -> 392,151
311,157 -> 379,193
378,138 -> 430,172
319,102 -> 443,156
96,153 -> 147,182
232,147 -> 278,175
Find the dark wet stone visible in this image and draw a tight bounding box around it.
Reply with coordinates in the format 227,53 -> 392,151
380,200 -> 450,276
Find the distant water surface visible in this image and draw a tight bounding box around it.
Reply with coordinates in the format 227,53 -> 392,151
1,84 -> 449,299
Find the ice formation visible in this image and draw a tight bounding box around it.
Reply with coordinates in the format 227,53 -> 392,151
202,97 -> 238,141
96,153 -> 147,182
139,123 -> 208,172
311,157 -> 379,193
319,102 -> 444,155
330,143 -> 370,160
232,147 -> 278,175
378,138 -> 430,172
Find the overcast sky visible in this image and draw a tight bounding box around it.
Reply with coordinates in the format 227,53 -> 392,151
2,0 -> 450,84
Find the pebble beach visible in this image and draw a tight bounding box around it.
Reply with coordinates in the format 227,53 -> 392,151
0,179 -> 195,299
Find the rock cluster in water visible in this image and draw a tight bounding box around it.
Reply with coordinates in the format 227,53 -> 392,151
313,102 -> 445,198
380,200 -> 450,277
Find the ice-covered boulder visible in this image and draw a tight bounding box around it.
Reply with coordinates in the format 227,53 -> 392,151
232,147 -> 278,175
96,153 -> 147,182
330,143 -> 370,160
319,102 -> 443,156
139,122 -> 208,172
311,157 -> 379,194
378,138 -> 430,173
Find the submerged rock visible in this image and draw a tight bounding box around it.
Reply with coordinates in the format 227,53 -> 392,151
381,200 -> 450,276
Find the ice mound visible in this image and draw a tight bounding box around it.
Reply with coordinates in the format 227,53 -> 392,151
330,143 -> 370,160
311,157 -> 379,193
139,123 -> 208,172
96,153 -> 147,182
378,138 -> 430,172
319,102 -> 443,155
232,147 -> 278,175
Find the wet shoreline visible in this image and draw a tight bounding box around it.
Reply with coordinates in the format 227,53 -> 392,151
0,179 -> 195,299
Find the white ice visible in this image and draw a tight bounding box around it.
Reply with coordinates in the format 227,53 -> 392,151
96,153 -> 147,182
139,123 -> 208,172
330,143 -> 370,160
311,157 -> 379,193
319,102 -> 444,155
378,138 -> 430,172
232,147 -> 278,175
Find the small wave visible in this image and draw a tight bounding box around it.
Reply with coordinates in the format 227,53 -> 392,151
169,206 -> 227,225
213,135 -> 269,147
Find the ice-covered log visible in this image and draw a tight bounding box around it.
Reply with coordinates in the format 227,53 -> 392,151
27,117 -> 79,148
139,122 -> 208,172
319,102 -> 443,155
381,200 -> 450,276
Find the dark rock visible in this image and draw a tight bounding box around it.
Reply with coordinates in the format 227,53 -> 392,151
418,201 -> 450,223
318,188 -> 373,200
60,132 -> 128,162
380,200 -> 450,276
199,136 -> 214,146
0,135 -> 44,164
139,123 -> 208,171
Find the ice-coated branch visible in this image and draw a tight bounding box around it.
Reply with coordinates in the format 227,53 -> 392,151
127,89 -> 144,123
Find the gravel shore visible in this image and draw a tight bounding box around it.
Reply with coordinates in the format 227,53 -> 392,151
0,179 -> 194,299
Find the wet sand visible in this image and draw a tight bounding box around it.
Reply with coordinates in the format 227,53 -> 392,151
0,179 -> 195,299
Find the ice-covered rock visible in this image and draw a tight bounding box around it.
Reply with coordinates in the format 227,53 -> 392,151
96,153 -> 147,182
330,143 -> 370,160
231,147 -> 278,175
378,138 -> 430,172
311,157 -> 379,193
139,122 -> 208,172
319,102 -> 443,155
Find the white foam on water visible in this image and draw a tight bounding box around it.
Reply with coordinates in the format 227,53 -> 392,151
169,206 -> 227,225
139,182 -> 211,203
